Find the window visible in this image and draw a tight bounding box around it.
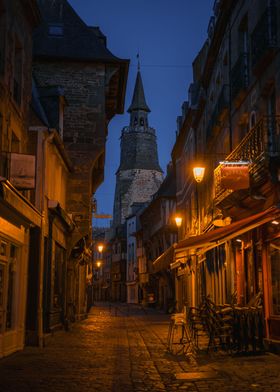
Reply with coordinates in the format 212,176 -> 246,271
5,260 -> 15,329
48,24 -> 64,37
249,111 -> 256,129
0,242 -> 18,331
238,15 -> 249,54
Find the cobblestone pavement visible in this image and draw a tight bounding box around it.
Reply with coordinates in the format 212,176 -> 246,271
0,303 -> 280,392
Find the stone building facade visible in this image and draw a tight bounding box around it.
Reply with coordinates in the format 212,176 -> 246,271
140,163 -> 178,311
0,0 -> 128,357
32,0 -> 128,322
171,0 -> 280,352
0,0 -> 41,358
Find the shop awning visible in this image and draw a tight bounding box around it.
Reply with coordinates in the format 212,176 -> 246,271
153,244 -> 175,272
0,179 -> 41,227
175,206 -> 280,254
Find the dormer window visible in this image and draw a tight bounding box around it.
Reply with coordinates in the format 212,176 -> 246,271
48,24 -> 64,37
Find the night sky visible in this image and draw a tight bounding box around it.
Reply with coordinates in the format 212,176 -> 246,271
68,0 -> 214,227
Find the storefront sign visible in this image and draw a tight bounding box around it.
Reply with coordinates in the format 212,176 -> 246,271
220,164 -> 249,190
10,153 -> 35,189
93,214 -> 112,219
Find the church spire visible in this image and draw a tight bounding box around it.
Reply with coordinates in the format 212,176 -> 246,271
127,56 -> 150,113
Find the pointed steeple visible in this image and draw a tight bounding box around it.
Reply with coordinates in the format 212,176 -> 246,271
127,68 -> 150,113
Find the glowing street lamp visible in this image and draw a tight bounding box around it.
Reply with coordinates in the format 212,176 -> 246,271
193,166 -> 205,183
97,244 -> 104,253
96,260 -> 102,268
175,216 -> 183,228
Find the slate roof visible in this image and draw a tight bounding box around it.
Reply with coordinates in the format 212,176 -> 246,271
127,70 -> 151,113
33,0 -> 123,62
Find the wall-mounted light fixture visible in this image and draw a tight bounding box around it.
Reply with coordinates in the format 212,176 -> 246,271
175,216 -> 183,228
193,166 -> 205,183
97,244 -> 104,253
96,260 -> 102,268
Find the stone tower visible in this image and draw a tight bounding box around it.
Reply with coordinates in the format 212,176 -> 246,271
113,67 -> 163,226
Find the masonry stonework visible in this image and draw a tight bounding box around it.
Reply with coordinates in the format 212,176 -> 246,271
113,69 -> 163,226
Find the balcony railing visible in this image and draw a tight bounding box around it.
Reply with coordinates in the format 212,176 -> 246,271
214,116 -> 280,203
231,53 -> 249,101
251,6 -> 278,70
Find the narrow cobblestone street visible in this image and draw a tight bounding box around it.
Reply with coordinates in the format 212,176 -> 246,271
0,303 -> 279,392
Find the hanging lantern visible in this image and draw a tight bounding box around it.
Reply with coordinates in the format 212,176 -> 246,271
175,216 -> 183,228
193,166 -> 205,183
97,244 -> 104,253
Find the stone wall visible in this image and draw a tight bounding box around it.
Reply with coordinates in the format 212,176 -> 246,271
113,169 -> 163,226
33,61 -> 107,241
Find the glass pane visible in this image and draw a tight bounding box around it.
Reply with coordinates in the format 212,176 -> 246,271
270,245 -> 280,315
6,244 -> 17,330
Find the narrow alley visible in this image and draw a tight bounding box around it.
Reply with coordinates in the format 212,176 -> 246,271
0,304 -> 279,392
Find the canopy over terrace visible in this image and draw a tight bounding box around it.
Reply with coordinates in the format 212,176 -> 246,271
174,205 -> 280,258
153,245 -> 175,273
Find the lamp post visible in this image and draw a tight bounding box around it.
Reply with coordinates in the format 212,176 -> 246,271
192,164 -> 206,307
97,244 -> 104,301
192,164 -> 206,234
95,260 -> 102,301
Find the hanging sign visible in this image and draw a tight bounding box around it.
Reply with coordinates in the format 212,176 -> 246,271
220,163 -> 250,190
93,214 -> 112,219
10,153 -> 36,189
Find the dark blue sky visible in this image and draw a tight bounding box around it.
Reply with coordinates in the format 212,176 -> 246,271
69,0 -> 214,227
